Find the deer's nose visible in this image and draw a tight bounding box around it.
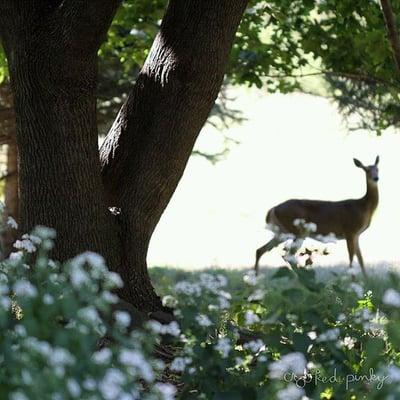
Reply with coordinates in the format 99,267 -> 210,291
373,177 -> 379,182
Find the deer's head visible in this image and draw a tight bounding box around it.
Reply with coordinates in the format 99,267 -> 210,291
353,156 -> 379,183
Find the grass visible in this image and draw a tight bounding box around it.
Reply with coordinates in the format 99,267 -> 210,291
149,263 -> 400,301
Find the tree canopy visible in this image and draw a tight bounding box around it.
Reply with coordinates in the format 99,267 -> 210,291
1,0 -> 399,133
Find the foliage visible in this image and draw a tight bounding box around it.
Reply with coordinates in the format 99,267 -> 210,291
2,1 -> 400,133
0,225 -> 175,400
1,219 -> 400,399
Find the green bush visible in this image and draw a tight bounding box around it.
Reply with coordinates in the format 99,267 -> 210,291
1,220 -> 400,399
0,226 -> 175,400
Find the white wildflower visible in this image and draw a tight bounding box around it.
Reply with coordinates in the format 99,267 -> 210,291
7,217 -> 18,229
348,264 -> 362,276
269,352 -> 307,379
316,233 -> 337,243
248,289 -> 265,301
307,331 -> 317,340
34,226 -> 56,239
21,370 -> 32,385
24,338 -> 51,357
14,239 -> 36,253
243,339 -> 265,353
106,272 -> 124,288
244,310 -> 260,326
22,233 -> 41,245
350,283 -> 364,298
195,314 -> 213,327
337,313 -> 346,322
13,280 -> 37,298
383,289 -> 400,307
243,270 -> 258,286
174,281 -> 201,296
277,384 -> 305,400
318,328 -> 340,342
83,378 -> 97,391
15,325 -> 27,337
341,336 -> 356,350
146,320 -> 181,337
162,295 -> 178,308
279,233 -> 296,241
165,321 -> 181,336
155,383 -> 176,400
49,348 -> 75,366
99,368 -> 125,400
354,307 -> 374,323
119,349 -> 154,382
217,296 -> 230,310
219,290 -> 232,300
86,252 -> 105,268
8,251 -> 23,262
0,282 -> 8,296
93,348 -> 112,364
293,218 -> 305,227
102,291 -> 119,304
78,306 -> 101,326
69,265 -> 90,288
0,296 -> 11,310
170,357 -> 192,372
215,337 -> 231,358
67,379 -> 81,398
387,365 -> 400,383
43,294 -> 54,305
114,311 -> 131,328
10,392 -> 29,400
304,222 -> 317,233
54,366 -> 65,377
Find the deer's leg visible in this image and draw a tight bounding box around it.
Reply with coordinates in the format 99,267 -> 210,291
355,238 -> 366,276
255,239 -> 274,275
346,236 -> 355,268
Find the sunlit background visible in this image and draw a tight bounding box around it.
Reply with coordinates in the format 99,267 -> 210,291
148,87 -> 400,271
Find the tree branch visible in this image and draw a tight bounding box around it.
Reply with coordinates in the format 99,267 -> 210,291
99,0 -> 249,307
380,0 -> 400,72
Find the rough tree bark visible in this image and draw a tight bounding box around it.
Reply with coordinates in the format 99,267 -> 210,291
0,0 -> 123,271
100,0 -> 248,309
380,0 -> 400,72
0,0 -> 248,312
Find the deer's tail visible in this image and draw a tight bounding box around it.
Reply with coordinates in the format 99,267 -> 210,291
266,208 -> 275,225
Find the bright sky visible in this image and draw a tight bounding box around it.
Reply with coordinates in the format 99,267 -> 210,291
148,87 -> 400,270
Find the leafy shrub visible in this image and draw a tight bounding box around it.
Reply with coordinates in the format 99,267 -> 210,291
1,220 -> 400,399
0,226 -> 175,400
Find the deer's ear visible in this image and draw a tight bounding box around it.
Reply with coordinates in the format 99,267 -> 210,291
375,155 -> 380,165
353,158 -> 364,169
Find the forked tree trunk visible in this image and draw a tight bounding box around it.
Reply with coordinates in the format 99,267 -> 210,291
0,0 -> 248,312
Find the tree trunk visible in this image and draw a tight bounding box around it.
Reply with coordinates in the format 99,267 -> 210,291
0,1 -> 123,269
100,0 -> 248,309
0,0 -> 248,313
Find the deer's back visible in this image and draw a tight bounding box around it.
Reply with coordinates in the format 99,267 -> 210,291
267,198 -> 367,238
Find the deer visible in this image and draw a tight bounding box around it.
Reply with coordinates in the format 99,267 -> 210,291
255,156 -> 380,276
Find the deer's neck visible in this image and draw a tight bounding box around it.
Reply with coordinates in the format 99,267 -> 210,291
362,178 -> 379,214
